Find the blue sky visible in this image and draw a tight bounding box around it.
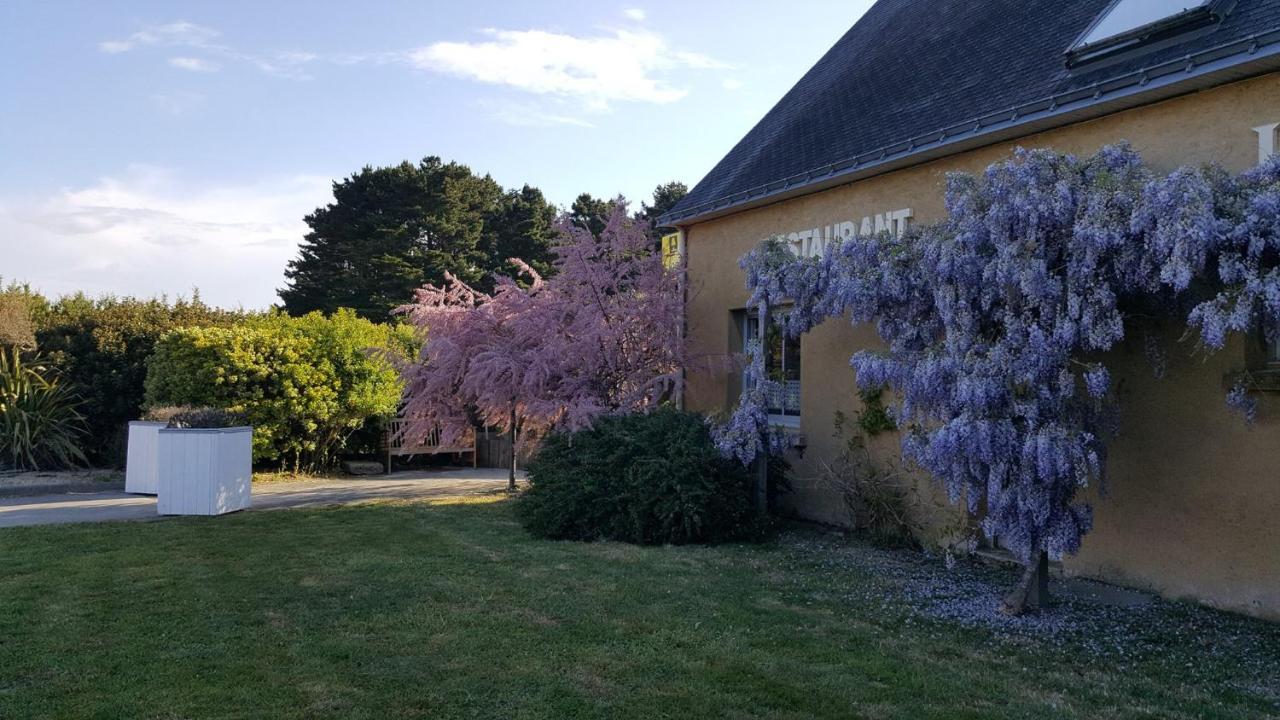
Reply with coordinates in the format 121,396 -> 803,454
0,0 -> 873,308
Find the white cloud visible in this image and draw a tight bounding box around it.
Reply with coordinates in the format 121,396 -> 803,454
410,28 -> 725,111
100,21 -> 314,79
99,40 -> 133,54
101,18 -> 728,102
722,78 -> 744,91
99,21 -> 221,54
168,57 -> 220,73
479,99 -> 596,128
277,51 -> 318,65
150,91 -> 206,115
0,166 -> 333,309
501,110 -> 595,128
330,51 -> 403,67
674,51 -> 730,70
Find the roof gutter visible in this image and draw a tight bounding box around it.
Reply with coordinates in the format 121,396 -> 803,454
661,29 -> 1280,229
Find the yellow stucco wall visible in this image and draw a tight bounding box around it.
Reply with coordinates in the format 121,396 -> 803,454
682,73 -> 1280,619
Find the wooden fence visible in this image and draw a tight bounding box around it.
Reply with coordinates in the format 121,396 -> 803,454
384,420 -> 477,471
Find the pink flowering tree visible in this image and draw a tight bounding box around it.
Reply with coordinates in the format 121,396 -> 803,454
397,199 -> 684,490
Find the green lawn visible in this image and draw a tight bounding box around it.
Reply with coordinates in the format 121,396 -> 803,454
0,498 -> 1275,720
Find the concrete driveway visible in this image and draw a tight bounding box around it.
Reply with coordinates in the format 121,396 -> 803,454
0,468 -> 521,529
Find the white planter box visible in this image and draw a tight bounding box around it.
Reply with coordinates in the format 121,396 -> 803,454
156,427 -> 253,516
125,421 -> 166,495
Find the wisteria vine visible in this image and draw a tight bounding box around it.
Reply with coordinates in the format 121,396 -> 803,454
716,144 -> 1280,563
710,306 -> 793,465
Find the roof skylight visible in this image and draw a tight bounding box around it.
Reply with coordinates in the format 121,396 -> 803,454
1067,0 -> 1228,64
1078,0 -> 1210,48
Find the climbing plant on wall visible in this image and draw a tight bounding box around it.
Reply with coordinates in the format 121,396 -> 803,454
717,144 -> 1280,614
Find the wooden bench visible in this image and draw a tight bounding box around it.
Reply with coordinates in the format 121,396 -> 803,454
384,419 -> 477,472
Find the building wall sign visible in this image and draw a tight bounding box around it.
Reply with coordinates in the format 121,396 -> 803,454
660,232 -> 681,269
774,208 -> 913,258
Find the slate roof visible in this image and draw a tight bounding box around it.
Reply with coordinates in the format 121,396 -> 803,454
664,0 -> 1280,226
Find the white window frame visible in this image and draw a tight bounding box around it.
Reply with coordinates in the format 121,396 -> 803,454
742,310 -> 802,429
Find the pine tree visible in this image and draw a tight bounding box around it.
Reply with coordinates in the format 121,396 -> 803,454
481,185 -> 559,281
568,193 -> 613,237
280,157 -> 555,320
638,180 -> 688,244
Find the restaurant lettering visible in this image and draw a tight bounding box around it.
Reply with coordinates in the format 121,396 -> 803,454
775,208 -> 913,257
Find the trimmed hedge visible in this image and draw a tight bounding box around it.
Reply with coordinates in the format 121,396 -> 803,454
30,294 -> 244,465
518,409 -> 765,545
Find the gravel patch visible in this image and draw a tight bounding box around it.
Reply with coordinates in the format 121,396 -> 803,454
776,529 -> 1280,704
0,469 -> 122,491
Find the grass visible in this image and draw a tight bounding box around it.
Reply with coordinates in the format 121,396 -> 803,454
0,498 -> 1275,719
251,469 -> 349,485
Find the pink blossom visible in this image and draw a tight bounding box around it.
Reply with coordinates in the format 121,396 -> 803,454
397,199 -> 685,452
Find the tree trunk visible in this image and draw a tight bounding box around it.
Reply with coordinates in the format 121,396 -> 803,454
508,406 -> 517,493
755,457 -> 769,514
754,301 -> 769,515
1001,550 -> 1050,615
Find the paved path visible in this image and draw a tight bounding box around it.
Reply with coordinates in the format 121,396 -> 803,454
0,468 -> 520,529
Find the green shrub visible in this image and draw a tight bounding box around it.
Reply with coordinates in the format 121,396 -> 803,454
518,409 -> 765,545
855,387 -> 897,436
143,405 -> 246,429
29,293 -> 244,464
821,410 -> 949,549
0,348 -> 87,470
144,309 -> 407,468
0,292 -> 35,351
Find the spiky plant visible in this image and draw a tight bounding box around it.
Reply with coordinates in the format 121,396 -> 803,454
0,348 -> 88,471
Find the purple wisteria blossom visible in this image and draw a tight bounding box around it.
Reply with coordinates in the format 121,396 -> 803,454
1173,157 -> 1280,353
710,246 -> 800,465
1226,384 -> 1258,425
710,333 -> 790,465
720,144 -> 1280,594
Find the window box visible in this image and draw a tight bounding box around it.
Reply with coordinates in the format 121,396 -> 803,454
1223,335 -> 1280,394
1224,368 -> 1280,394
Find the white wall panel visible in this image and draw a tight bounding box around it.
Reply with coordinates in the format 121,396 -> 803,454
124,422 -> 166,495
156,428 -> 253,516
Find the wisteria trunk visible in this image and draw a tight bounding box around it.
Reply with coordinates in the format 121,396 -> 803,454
755,458 -> 768,514
508,406 -> 517,493
1001,551 -> 1050,616
755,301 -> 769,515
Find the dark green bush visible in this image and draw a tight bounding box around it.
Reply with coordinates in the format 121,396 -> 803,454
518,409 -> 765,545
29,293 -> 244,465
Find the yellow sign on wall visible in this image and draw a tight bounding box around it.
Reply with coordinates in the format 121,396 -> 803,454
661,233 -> 680,269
